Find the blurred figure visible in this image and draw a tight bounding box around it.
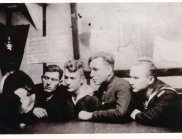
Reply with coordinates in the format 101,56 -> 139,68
78,52 -> 132,123
130,57 -> 182,126
0,70 -> 35,128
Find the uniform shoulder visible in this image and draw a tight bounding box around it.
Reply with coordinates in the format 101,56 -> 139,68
114,76 -> 130,87
35,83 -> 42,88
157,84 -> 178,98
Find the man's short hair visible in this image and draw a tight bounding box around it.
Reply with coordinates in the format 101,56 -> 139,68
134,57 -> 157,79
88,52 -> 115,69
64,60 -> 85,77
44,65 -> 63,79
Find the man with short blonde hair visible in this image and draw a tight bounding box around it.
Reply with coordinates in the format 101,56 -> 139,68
130,57 -> 181,126
79,52 -> 132,122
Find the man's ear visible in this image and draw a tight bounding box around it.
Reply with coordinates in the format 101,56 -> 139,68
149,76 -> 155,85
81,76 -> 86,85
59,79 -> 63,86
41,75 -> 44,82
107,66 -> 113,76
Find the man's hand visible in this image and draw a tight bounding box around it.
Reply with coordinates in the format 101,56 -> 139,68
33,107 -> 48,118
130,109 -> 141,120
78,111 -> 93,120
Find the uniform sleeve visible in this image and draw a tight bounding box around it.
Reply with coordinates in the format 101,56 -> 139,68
92,82 -> 132,122
34,84 -> 44,108
135,90 -> 177,125
34,94 -> 43,108
84,95 -> 100,112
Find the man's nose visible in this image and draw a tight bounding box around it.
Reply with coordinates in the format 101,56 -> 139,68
66,78 -> 71,85
46,79 -> 52,84
90,70 -> 94,78
129,78 -> 134,85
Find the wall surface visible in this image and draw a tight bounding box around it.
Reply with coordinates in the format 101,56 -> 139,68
1,3 -> 182,88
77,3 -> 182,69
0,3 -> 73,84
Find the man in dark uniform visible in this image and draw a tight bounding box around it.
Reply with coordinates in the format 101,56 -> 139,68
63,60 -> 99,119
130,58 -> 182,126
33,65 -> 68,122
78,52 -> 132,123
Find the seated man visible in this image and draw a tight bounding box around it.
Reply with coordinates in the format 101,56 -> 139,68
129,58 -> 182,126
78,52 -> 132,123
63,60 -> 100,119
0,70 -> 35,128
33,65 -> 67,122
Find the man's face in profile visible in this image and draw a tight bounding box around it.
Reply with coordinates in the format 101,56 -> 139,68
129,65 -> 152,93
14,88 -> 35,114
89,57 -> 111,85
42,72 -> 60,93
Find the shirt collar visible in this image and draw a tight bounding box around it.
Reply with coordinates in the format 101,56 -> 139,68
72,84 -> 94,105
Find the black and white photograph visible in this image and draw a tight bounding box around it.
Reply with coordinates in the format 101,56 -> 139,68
1,1 -> 182,135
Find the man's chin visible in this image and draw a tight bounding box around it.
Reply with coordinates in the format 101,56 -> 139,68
44,89 -> 52,93
132,89 -> 139,93
67,88 -> 74,92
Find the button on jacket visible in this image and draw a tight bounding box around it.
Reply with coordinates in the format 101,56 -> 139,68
91,75 -> 133,122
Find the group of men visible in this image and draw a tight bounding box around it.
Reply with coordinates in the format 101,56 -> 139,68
0,52 -> 182,129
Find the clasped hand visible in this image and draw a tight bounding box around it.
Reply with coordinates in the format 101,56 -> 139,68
78,111 -> 93,120
130,109 -> 141,120
33,107 -> 48,118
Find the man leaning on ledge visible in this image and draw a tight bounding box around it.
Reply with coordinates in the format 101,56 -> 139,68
129,57 -> 182,127
33,65 -> 69,122
78,52 -> 133,123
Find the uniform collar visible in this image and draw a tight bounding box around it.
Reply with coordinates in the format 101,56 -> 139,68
152,79 -> 168,93
100,74 -> 115,88
72,83 -> 94,105
97,75 -> 115,96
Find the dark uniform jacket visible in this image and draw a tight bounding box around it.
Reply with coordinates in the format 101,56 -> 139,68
133,79 -> 182,126
63,92 -> 100,120
34,83 -> 69,122
91,75 -> 133,123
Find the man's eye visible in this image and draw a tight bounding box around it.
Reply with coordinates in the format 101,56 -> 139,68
44,76 -> 49,80
70,77 -> 75,80
51,78 -> 59,82
91,68 -> 97,72
133,77 -> 138,79
64,76 -> 68,79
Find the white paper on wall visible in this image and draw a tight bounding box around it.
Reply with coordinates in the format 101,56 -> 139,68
26,36 -> 73,64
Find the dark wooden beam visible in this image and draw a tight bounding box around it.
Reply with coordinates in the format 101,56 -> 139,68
42,4 -> 48,37
41,4 -> 48,73
115,68 -> 182,78
70,3 -> 80,59
85,68 -> 182,79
